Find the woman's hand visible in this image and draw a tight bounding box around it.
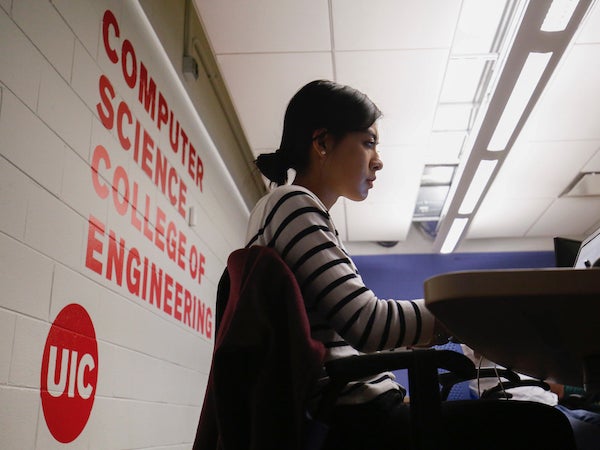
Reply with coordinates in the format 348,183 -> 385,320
427,319 -> 453,347
409,319 -> 453,348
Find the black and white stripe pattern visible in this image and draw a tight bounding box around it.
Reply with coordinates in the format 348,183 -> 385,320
246,185 -> 435,404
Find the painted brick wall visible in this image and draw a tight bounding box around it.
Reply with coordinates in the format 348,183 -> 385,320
0,1 -> 249,448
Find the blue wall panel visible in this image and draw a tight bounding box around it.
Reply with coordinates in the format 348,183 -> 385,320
353,251 -> 556,299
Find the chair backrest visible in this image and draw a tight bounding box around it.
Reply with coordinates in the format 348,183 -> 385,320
193,246 -> 326,450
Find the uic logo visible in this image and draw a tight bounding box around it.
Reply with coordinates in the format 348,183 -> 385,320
40,304 -> 98,443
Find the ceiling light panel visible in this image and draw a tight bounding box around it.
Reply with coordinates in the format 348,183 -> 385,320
459,159 -> 498,214
452,0 -> 513,53
421,165 -> 456,185
487,52 -> 553,151
541,0 -> 581,32
432,103 -> 474,132
440,218 -> 469,253
439,58 -> 490,103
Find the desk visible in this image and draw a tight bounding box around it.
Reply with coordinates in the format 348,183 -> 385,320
424,268 -> 600,391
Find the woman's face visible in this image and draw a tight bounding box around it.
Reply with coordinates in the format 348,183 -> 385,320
322,123 -> 383,202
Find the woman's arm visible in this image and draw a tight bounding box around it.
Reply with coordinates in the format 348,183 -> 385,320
256,188 -> 437,352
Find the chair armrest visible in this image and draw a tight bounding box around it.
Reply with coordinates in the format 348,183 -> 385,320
317,349 -> 477,450
316,349 -> 475,418
324,348 -> 476,383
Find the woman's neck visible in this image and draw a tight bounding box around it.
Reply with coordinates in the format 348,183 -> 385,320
292,176 -> 337,210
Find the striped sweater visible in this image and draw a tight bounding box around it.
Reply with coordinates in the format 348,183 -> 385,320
245,185 -> 436,405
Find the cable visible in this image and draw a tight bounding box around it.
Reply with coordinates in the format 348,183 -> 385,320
492,364 -> 510,400
476,355 -> 510,400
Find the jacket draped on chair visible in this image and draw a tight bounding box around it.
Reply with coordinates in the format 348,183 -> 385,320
193,246 -> 326,450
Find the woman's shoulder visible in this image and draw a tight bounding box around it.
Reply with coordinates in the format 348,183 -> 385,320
259,185 -> 324,209
246,185 -> 330,244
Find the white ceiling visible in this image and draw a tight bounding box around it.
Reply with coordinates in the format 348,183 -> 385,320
192,0 -> 600,253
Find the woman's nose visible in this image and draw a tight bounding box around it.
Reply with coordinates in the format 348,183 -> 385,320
372,153 -> 383,171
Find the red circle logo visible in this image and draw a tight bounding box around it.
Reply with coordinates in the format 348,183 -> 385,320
40,304 -> 98,443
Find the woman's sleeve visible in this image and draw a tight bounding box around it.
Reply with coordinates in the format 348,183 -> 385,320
259,189 -> 436,353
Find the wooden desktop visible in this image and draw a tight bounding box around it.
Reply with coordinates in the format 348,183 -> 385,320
424,268 -> 600,391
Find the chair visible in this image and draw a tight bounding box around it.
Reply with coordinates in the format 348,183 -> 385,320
193,246 -> 577,450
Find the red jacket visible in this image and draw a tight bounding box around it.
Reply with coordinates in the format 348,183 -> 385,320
193,246 -> 326,450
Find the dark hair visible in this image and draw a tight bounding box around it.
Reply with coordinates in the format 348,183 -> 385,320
255,79 -> 382,186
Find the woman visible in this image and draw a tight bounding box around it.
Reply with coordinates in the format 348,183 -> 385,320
246,79 -> 449,449
244,79 -> 585,450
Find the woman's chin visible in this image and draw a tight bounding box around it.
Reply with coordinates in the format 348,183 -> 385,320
349,192 -> 369,202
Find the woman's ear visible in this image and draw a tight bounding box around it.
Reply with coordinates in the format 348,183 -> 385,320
311,128 -> 328,156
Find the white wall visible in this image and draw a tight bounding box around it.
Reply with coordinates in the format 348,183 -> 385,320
0,1 -> 252,448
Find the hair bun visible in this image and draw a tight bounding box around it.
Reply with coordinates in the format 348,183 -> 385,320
255,150 -> 289,186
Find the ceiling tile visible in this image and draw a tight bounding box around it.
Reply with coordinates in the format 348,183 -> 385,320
194,0 -> 331,53
527,197 -> 600,237
583,145 -> 600,171
425,131 -> 465,163
451,0 -> 510,54
576,1 -> 600,43
335,49 -> 448,146
216,52 -> 334,150
491,140 -> 600,198
432,103 -> 473,131
439,58 -> 488,103
563,172 -> 600,197
331,0 -> 461,51
345,200 -> 413,242
525,44 -> 600,141
345,145 -> 423,242
364,145 -> 424,204
469,195 -> 553,238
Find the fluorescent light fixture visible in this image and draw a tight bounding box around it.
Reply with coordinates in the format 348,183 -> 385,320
459,159 -> 498,214
487,52 -> 553,151
440,218 -> 469,254
542,0 -> 580,32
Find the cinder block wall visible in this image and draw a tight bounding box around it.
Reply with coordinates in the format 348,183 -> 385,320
0,1 -> 251,448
